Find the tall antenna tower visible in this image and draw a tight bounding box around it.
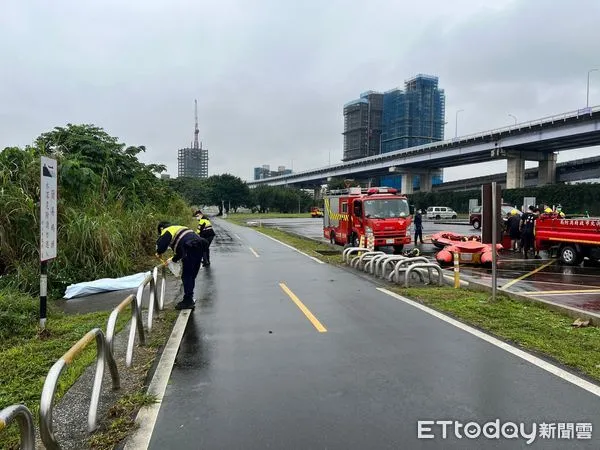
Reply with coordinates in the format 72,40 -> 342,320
193,99 -> 200,149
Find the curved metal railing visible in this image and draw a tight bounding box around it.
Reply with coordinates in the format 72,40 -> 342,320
0,404 -> 35,450
40,328 -> 120,450
38,262 -> 169,449
388,257 -> 431,283
106,294 -> 145,368
405,263 -> 444,287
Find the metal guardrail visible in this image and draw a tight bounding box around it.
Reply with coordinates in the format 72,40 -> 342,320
342,247 -> 445,288
0,404 -> 36,450
40,328 -> 120,450
389,257 -> 431,283
106,294 -> 145,368
367,254 -> 392,275
375,256 -> 409,278
36,263 -> 168,450
405,263 -> 444,287
352,251 -> 385,270
342,247 -> 370,263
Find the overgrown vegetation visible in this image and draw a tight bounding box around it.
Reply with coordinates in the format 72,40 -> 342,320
409,183 -> 600,215
0,124 -> 190,296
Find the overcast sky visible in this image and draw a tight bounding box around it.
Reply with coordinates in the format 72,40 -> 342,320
1,0 -> 599,182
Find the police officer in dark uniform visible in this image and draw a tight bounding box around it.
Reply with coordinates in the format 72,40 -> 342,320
194,210 -> 216,267
520,206 -> 536,259
156,221 -> 207,310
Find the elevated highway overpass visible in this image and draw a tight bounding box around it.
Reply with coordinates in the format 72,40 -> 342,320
431,155 -> 600,192
248,105 -> 600,193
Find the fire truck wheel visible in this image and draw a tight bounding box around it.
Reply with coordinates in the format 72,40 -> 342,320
393,245 -> 404,254
351,234 -> 360,248
329,231 -> 336,245
472,219 -> 481,229
559,245 -> 582,266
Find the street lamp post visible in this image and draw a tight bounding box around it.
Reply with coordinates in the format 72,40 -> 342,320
508,114 -> 517,125
455,109 -> 464,138
587,69 -> 598,108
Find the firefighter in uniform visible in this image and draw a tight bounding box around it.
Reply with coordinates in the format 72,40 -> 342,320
156,221 -> 207,309
194,210 -> 215,267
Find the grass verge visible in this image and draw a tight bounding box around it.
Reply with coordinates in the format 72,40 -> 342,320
248,225 -> 343,265
226,212 -> 317,225
0,289 -> 129,449
393,286 -> 600,382
233,221 -> 600,385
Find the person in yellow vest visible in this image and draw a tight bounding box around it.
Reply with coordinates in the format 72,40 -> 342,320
156,221 -> 207,310
194,210 -> 216,267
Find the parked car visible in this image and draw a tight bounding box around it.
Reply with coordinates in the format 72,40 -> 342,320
469,205 -> 521,229
426,206 -> 458,220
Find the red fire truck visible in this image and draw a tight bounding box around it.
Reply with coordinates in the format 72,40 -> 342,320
535,213 -> 600,265
323,187 -> 412,253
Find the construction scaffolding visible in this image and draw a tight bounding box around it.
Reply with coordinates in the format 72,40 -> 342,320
381,74 -> 445,154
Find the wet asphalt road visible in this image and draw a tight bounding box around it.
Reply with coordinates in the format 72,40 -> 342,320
147,218 -> 600,449
260,217 -> 600,313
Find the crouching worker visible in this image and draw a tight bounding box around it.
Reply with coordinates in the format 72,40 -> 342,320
194,210 -> 215,267
156,221 -> 208,310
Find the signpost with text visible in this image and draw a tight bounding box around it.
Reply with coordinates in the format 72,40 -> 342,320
40,156 -> 58,329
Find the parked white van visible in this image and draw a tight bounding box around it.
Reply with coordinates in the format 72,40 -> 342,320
426,206 -> 458,219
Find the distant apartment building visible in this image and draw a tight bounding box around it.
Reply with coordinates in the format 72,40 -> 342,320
160,174 -> 171,180
342,91 -> 383,161
253,164 -> 293,180
381,74 -> 445,153
178,147 -> 208,178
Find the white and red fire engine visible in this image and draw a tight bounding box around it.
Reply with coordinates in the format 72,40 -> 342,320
323,187 -> 412,253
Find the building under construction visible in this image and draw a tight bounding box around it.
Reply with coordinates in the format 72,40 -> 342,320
178,100 -> 209,178
342,91 -> 383,161
381,74 -> 445,153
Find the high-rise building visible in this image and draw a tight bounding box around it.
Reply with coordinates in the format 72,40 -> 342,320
342,91 -> 383,161
381,74 -> 445,153
177,100 -> 209,178
178,147 -> 208,178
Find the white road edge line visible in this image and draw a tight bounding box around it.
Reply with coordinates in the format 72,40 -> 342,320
259,232 -> 325,264
234,233 -> 241,240
249,247 -> 260,258
376,287 -> 600,398
123,310 -> 192,450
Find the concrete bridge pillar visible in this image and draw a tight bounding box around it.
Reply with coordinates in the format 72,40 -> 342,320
538,153 -> 557,185
419,172 -> 432,193
313,186 -> 322,200
506,157 -> 525,189
401,173 -> 414,195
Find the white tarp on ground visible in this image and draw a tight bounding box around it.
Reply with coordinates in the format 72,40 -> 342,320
64,272 -> 151,299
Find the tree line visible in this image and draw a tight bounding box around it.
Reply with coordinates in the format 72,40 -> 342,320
168,177 -> 316,214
